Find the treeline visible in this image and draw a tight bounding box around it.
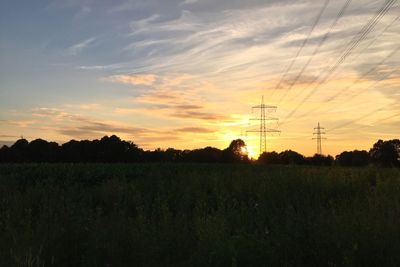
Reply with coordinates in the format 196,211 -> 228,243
0,135 -> 399,167
259,139 -> 399,167
259,150 -> 334,166
0,136 -> 249,164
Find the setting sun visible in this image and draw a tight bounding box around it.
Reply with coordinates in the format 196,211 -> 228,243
239,145 -> 256,159
248,147 -> 256,159
245,145 -> 256,159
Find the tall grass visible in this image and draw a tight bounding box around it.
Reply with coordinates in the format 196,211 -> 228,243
0,164 -> 399,266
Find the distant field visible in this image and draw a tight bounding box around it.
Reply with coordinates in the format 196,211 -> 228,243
0,164 -> 399,266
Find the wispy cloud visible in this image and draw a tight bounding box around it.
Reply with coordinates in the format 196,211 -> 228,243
171,110 -> 229,121
68,37 -> 96,56
1,119 -> 36,128
79,63 -> 125,71
175,127 -> 215,133
107,74 -> 157,85
31,107 -> 151,139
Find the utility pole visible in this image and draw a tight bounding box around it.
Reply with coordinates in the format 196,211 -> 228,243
247,96 -> 280,156
313,122 -> 326,155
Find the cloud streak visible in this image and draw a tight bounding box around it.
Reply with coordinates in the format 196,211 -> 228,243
107,74 -> 157,85
68,37 -> 96,56
175,127 -> 215,133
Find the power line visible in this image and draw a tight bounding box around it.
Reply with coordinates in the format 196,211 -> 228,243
280,67 -> 398,127
325,46 -> 399,102
277,0 -> 352,104
279,12 -> 399,126
315,13 -> 400,104
281,0 -> 397,123
333,111 -> 400,133
350,13 -> 400,62
350,68 -> 398,99
281,46 -> 399,125
327,107 -> 385,133
270,0 -> 330,98
287,1 -> 395,104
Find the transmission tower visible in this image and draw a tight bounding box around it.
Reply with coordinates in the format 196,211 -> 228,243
247,96 -> 280,155
313,122 -> 326,155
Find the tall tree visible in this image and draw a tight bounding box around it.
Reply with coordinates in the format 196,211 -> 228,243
222,139 -> 249,163
369,139 -> 400,167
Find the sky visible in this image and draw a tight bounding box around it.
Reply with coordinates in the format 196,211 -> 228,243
0,0 -> 399,157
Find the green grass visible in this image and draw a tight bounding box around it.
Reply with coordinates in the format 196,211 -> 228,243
0,163 -> 399,266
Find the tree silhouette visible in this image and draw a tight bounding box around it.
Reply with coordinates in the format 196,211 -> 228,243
181,147 -> 223,163
336,150 -> 370,167
258,150 -> 306,165
308,154 -> 334,166
369,139 -> 400,167
279,150 -> 306,165
164,148 -> 183,162
9,139 -> 29,162
27,139 -> 59,162
258,151 -> 280,164
97,135 -> 141,162
221,139 -> 249,163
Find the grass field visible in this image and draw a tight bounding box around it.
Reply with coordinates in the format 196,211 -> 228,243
0,164 -> 399,266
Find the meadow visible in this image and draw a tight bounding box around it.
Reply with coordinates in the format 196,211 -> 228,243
0,163 -> 399,266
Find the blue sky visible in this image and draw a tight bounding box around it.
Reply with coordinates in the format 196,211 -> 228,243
0,0 -> 399,156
